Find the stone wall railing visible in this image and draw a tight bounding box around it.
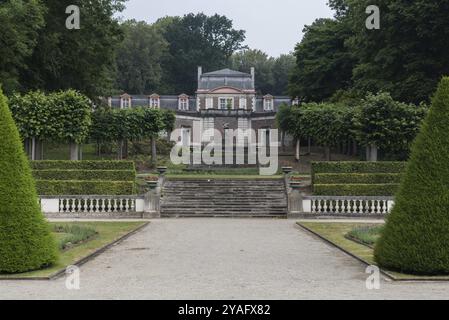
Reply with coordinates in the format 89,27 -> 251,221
39,193 -> 160,218
298,196 -> 394,217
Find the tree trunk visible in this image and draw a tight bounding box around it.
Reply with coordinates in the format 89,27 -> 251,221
123,140 -> 128,159
324,146 -> 331,161
281,131 -> 286,152
69,142 -> 79,160
367,144 -> 378,161
33,139 -> 44,160
151,137 -> 157,166
31,137 -> 36,161
117,140 -> 123,160
352,139 -> 358,156
307,137 -> 311,154
295,138 -> 301,162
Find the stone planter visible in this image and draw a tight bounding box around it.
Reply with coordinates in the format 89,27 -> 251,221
282,167 -> 293,174
289,181 -> 302,190
146,180 -> 158,190
157,166 -> 168,175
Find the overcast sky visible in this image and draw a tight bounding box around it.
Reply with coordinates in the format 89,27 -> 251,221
120,0 -> 334,57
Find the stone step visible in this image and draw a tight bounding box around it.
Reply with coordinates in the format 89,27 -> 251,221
161,178 -> 288,217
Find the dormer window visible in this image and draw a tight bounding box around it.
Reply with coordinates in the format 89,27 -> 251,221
263,95 -> 274,111
178,94 -> 189,110
149,94 -> 160,108
120,94 -> 132,109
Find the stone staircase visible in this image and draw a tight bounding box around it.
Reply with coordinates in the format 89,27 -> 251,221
161,179 -> 287,217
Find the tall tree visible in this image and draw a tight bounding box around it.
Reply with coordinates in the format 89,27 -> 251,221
341,0 -> 449,104
0,88 -> 58,274
0,0 -> 45,94
116,20 -> 168,94
229,49 -> 275,94
21,0 -> 126,98
156,13 -> 246,94
272,54 -> 295,96
289,18 -> 356,102
374,77 -> 449,275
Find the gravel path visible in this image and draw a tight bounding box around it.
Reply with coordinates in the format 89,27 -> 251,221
1,219 -> 449,300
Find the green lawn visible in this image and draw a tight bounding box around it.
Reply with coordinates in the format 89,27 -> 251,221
0,221 -> 147,279
298,221 -> 449,281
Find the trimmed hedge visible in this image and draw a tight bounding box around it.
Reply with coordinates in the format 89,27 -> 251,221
374,77 -> 449,275
36,180 -> 135,196
0,89 -> 58,273
31,160 -> 135,170
312,161 -> 406,175
313,184 -> 399,196
314,173 -> 402,185
33,169 -> 136,182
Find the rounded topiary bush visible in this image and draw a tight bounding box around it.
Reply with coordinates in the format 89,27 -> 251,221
374,77 -> 449,275
0,89 -> 58,273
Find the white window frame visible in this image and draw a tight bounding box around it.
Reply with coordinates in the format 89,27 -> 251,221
219,97 -> 234,110
179,97 -> 189,110
149,97 -> 160,108
239,97 -> 247,109
121,97 -> 131,109
264,98 -> 273,111
206,97 -> 213,109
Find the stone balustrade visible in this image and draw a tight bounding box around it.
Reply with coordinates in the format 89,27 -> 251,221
40,193 -> 160,219
295,195 -> 394,217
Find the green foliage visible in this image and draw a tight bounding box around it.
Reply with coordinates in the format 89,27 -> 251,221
22,0 -> 126,98
292,0 -> 449,104
353,92 -> 427,154
8,91 -> 49,139
33,170 -> 136,182
314,173 -> 402,185
289,18 -> 356,102
36,180 -> 135,196
374,77 -> 449,275
91,107 -> 166,143
31,160 -> 135,170
312,161 -> 405,196
156,13 -> 246,94
116,20 -> 168,94
301,103 -> 354,148
311,161 -> 406,174
0,89 -> 58,273
278,102 -> 355,148
53,224 -> 97,250
229,50 -> 295,95
314,184 -> 399,196
9,90 -> 92,143
347,225 -> 384,246
0,0 -> 45,93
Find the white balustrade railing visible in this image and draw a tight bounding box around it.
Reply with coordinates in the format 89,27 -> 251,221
301,196 -> 394,216
39,195 -> 150,214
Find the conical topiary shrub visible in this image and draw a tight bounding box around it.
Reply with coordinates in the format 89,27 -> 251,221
374,77 -> 449,275
0,89 -> 58,273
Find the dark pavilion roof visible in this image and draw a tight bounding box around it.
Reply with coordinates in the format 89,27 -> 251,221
198,68 -> 254,91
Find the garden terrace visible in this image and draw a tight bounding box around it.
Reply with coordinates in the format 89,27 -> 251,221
311,161 -> 406,196
32,160 -> 137,196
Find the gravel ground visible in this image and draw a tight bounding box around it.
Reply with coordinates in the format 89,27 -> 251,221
1,219 -> 448,300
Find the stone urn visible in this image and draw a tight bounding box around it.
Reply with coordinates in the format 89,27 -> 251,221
157,166 -> 168,175
282,167 -> 293,175
145,176 -> 159,190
